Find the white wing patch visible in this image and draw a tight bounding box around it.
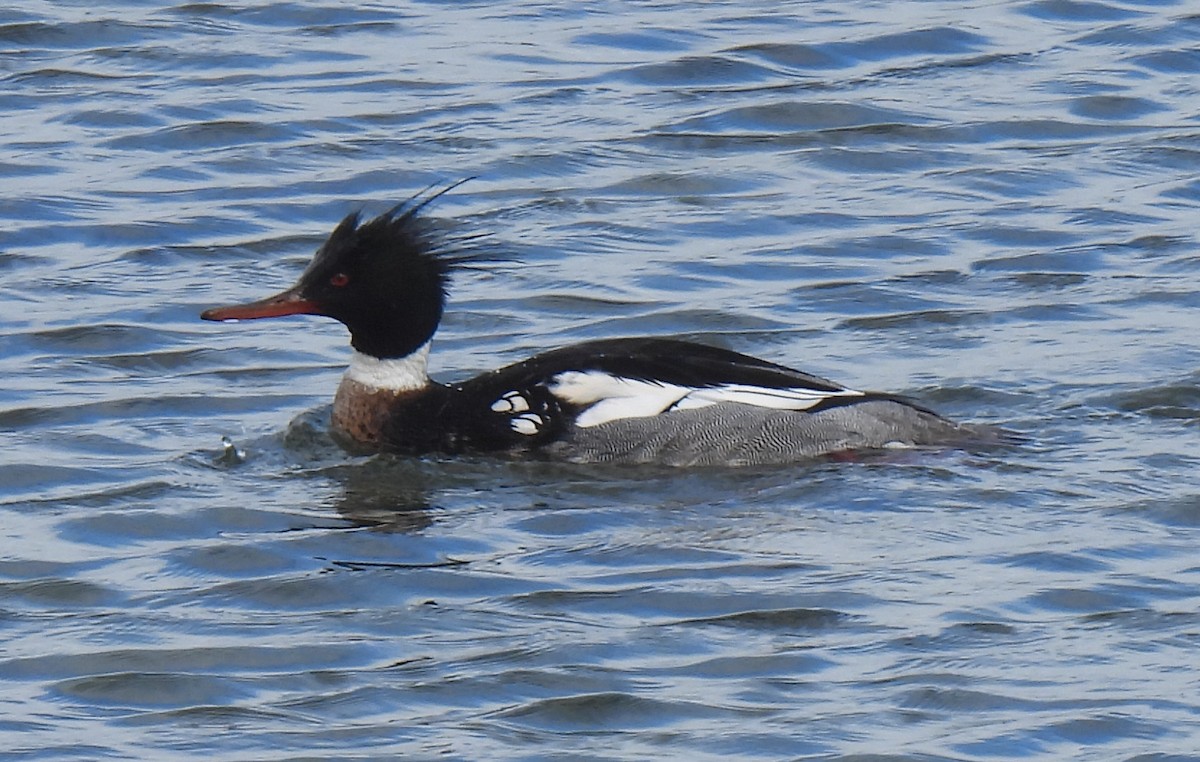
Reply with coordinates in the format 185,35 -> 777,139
491,391 -> 530,413
511,413 -> 543,435
489,391 -> 545,435
673,384 -> 863,410
549,371 -> 690,428
548,370 -> 864,429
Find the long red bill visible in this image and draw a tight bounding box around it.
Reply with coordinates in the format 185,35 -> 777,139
200,286 -> 320,321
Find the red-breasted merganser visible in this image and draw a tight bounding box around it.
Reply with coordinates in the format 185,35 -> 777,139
201,187 -> 1006,465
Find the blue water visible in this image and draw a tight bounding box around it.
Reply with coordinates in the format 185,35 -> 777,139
3,1 -> 1200,759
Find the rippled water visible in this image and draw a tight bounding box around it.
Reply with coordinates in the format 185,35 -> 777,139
3,1 -> 1200,759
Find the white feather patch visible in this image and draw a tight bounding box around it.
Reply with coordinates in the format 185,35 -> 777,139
549,371 -> 689,428
344,342 -> 430,393
491,391 -> 530,413
675,384 -> 864,410
511,413 -> 543,435
548,370 -> 863,428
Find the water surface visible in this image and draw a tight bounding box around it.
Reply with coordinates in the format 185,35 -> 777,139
2,1 -> 1200,759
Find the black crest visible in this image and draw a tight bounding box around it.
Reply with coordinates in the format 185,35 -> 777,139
307,178 -> 477,284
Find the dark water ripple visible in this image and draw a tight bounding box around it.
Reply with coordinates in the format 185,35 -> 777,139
2,0 -> 1200,759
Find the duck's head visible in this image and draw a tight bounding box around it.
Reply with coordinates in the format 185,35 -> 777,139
202,190 -> 460,360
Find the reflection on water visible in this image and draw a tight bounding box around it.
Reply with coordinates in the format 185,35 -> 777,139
2,0 -> 1200,759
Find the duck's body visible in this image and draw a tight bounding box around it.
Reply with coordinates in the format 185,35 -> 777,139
202,188 -> 1005,465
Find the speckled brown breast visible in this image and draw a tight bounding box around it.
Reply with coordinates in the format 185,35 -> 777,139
331,375 -> 409,449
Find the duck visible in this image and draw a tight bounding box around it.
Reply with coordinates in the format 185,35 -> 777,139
201,186 -> 1007,466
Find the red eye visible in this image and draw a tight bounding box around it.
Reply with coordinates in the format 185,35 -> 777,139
330,273 -> 350,287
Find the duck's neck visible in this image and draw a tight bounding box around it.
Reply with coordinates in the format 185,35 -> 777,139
332,342 -> 433,449
343,342 -> 432,393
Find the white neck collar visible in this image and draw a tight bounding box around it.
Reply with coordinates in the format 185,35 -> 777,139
343,342 -> 431,393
